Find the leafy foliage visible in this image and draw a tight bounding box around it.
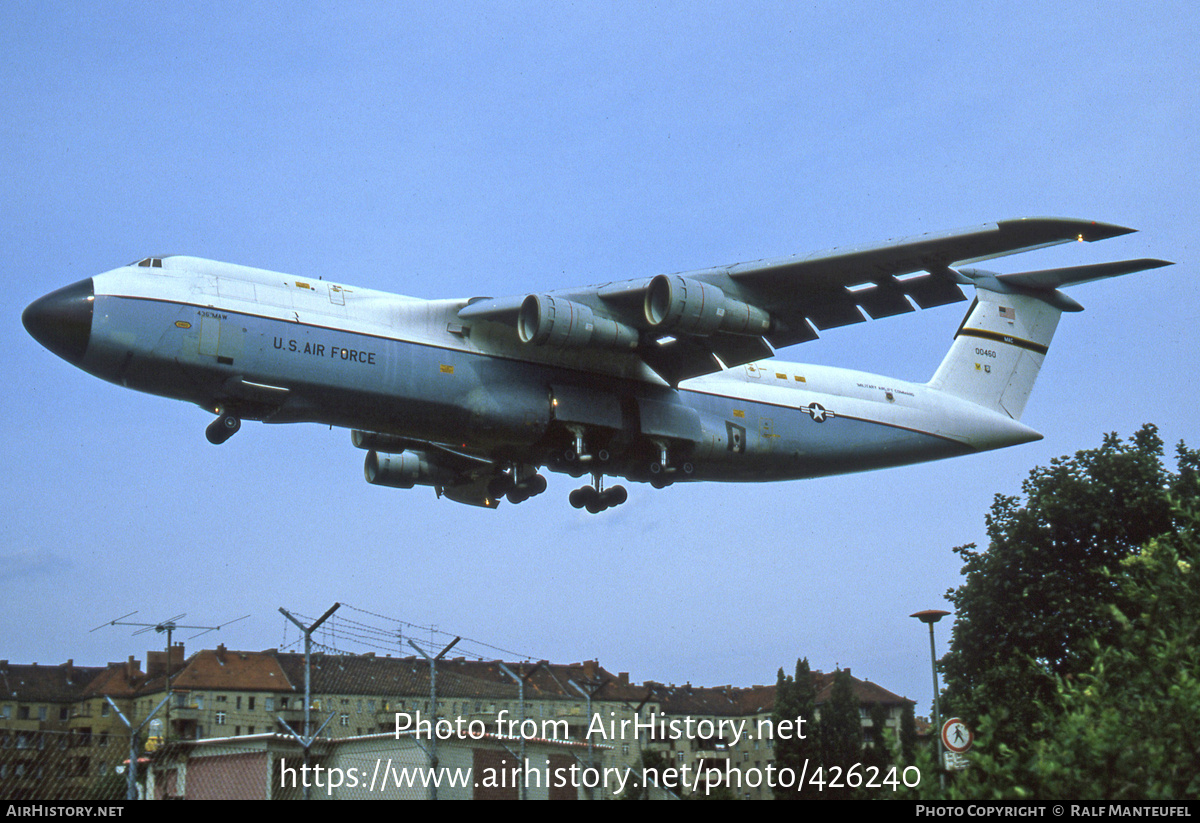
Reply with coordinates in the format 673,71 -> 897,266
899,701 -> 918,765
940,425 -> 1197,747
772,658 -> 818,799
818,669 -> 863,800
943,501 -> 1200,799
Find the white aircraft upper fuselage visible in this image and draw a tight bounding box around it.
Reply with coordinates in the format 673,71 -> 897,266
23,218 -> 1169,510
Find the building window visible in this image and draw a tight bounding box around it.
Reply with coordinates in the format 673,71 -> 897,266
340,714 -> 349,727
248,697 -> 256,711
216,712 -> 226,726
265,698 -> 274,712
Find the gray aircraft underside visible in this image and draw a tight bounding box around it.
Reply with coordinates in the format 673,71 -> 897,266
23,218 -> 1170,511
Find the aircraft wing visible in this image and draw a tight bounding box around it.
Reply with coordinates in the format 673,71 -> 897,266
460,218 -> 1137,384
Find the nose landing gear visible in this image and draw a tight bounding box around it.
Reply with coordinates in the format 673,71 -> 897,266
206,411 -> 241,445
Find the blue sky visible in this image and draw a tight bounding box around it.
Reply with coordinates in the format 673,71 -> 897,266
3,2 -> 1195,710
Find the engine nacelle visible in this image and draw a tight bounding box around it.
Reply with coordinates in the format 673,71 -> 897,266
351,429 -> 408,452
518,294 -> 638,350
644,275 -> 771,336
364,450 -> 456,489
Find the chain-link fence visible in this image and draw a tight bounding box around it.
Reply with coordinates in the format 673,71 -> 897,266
3,605 -> 650,800
0,727 -> 137,801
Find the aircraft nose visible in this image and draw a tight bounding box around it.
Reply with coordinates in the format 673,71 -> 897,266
23,278 -> 94,365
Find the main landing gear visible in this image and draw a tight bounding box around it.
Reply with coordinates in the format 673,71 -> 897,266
487,466 -> 548,505
570,473 -> 628,514
205,411 -> 241,445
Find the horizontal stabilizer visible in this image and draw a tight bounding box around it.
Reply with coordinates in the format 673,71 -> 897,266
996,258 -> 1173,290
955,259 -> 1172,312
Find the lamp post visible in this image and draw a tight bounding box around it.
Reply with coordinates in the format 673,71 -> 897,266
910,609 -> 950,785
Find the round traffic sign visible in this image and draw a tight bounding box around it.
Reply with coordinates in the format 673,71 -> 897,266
941,717 -> 973,754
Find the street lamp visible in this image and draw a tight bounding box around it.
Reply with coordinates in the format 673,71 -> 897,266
911,609 -> 950,784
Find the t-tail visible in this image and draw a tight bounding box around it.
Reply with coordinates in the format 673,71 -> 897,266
928,258 -> 1171,420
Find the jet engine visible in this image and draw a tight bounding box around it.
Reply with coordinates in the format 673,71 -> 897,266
363,450 -> 456,489
644,275 -> 771,336
518,294 -> 639,350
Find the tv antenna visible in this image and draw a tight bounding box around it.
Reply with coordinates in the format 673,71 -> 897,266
92,611 -> 249,741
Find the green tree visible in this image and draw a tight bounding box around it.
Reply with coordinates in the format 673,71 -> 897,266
818,669 -> 862,800
864,702 -> 891,770
940,425 -> 1196,747
943,502 -> 1200,799
772,658 -> 819,799
898,701 -> 918,765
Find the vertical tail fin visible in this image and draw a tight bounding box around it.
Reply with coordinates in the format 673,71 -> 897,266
928,289 -> 1061,420
927,258 -> 1170,420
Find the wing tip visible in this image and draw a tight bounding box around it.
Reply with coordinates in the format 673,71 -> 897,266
999,216 -> 1138,242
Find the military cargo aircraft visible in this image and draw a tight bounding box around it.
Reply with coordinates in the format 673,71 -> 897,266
23,218 -> 1168,512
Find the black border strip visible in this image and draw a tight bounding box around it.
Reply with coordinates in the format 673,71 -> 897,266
956,327 -> 1048,355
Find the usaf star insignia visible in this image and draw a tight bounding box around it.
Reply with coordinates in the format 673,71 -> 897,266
802,402 -> 835,423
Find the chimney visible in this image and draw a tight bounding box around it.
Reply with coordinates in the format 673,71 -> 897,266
216,644 -> 227,664
147,651 -> 166,679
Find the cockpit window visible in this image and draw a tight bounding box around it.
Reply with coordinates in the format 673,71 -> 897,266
135,258 -> 164,267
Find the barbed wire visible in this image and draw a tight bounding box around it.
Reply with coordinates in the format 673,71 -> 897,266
276,603 -> 537,663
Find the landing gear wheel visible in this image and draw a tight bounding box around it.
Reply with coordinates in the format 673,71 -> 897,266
488,474 -> 516,498
604,484 -> 628,506
570,483 -> 628,513
569,486 -> 596,509
205,413 -> 241,445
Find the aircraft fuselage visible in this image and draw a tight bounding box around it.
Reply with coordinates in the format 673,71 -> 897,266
25,256 -> 1041,507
